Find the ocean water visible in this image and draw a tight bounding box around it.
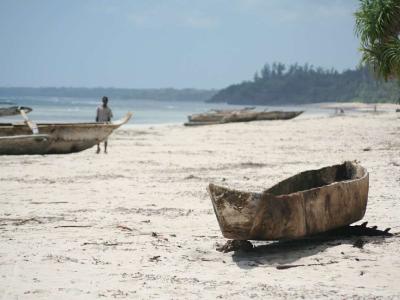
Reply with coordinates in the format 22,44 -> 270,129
0,96 -> 329,125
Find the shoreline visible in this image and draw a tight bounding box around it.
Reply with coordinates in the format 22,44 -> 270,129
0,101 -> 398,128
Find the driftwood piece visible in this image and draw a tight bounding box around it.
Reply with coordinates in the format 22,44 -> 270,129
82,242 -> 119,246
276,261 -> 338,270
117,225 -> 134,231
14,218 -> 43,225
31,201 -> 69,205
149,255 -> 161,262
54,225 -> 92,228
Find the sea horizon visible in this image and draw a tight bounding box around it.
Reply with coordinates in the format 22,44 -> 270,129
0,95 -> 334,124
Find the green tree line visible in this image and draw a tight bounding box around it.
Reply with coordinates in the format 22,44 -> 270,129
208,63 -> 400,105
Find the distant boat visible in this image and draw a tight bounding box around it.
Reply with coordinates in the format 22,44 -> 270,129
185,110 -> 303,126
0,112 -> 132,155
0,106 -> 32,117
208,161 -> 369,240
188,107 -> 256,123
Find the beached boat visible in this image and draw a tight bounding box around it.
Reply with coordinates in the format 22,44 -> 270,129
0,112 -> 132,155
188,107 -> 256,123
185,110 -> 303,126
0,106 -> 32,117
208,161 -> 369,240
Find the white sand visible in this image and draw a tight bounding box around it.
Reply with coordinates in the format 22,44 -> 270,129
1,111 -> 400,299
320,102 -> 399,112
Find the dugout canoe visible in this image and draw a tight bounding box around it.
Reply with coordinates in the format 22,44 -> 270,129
188,107 -> 257,123
0,112 -> 132,155
185,111 -> 303,126
208,161 -> 369,240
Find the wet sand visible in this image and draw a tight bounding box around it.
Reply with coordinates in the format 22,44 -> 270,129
1,110 -> 400,299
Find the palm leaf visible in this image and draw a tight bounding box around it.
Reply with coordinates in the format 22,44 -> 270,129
355,0 -> 400,81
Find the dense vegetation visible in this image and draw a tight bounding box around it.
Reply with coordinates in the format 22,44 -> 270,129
208,63 -> 400,105
355,0 -> 400,81
0,87 -> 217,102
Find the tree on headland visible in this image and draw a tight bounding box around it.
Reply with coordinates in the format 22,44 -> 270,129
208,63 -> 400,105
207,1 -> 400,106
355,0 -> 400,81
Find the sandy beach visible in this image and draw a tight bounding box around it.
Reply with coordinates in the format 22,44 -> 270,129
1,110 -> 400,299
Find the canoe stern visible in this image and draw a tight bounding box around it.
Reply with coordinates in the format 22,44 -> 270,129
208,183 -> 262,240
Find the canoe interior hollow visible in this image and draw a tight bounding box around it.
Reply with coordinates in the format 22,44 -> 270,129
267,162 -> 366,196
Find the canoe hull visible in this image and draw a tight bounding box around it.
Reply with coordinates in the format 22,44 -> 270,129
223,111 -> 303,123
0,113 -> 132,155
185,111 -> 303,126
188,108 -> 256,123
208,161 -> 369,240
0,135 -> 51,155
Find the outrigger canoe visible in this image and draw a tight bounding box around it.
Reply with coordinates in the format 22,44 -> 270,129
0,112 -> 132,155
208,161 -> 369,240
0,106 -> 32,117
185,110 -> 303,126
188,107 -> 256,123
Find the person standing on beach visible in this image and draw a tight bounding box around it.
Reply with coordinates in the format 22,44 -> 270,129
96,96 -> 113,154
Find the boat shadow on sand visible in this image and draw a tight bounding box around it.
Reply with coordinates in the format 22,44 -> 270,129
218,223 -> 396,270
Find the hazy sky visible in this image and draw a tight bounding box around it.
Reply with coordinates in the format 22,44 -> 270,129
0,0 -> 361,89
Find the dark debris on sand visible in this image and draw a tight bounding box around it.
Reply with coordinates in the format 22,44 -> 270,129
216,222 -> 394,253
216,240 -> 254,253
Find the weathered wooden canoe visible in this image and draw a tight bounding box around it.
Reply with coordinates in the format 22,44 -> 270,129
0,106 -> 32,117
185,111 -> 303,126
188,107 -> 256,123
223,110 -> 303,123
0,112 -> 132,155
208,161 -> 369,240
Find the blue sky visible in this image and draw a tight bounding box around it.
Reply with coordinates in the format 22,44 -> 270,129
0,0 -> 361,89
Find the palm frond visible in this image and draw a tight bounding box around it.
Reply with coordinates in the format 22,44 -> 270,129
355,0 -> 400,81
